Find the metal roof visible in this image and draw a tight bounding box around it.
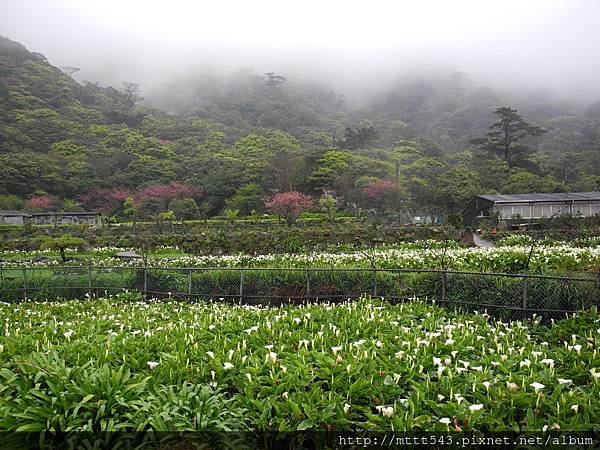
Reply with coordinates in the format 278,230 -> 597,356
29,211 -> 101,216
0,210 -> 28,216
477,192 -> 600,204
1,210 -> 101,216
116,251 -> 143,259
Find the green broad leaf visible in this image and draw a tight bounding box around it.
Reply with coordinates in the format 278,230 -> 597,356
296,419 -> 314,431
383,375 -> 394,386
411,415 -> 432,428
526,409 -> 535,430
288,400 -> 302,417
80,394 -> 95,403
15,423 -> 46,432
349,379 -> 371,395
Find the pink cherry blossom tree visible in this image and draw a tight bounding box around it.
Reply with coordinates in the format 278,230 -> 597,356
137,182 -> 200,203
24,195 -> 55,212
362,179 -> 401,211
265,191 -> 313,227
80,188 -> 131,214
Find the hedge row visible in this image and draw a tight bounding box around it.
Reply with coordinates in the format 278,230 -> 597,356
0,224 -> 452,254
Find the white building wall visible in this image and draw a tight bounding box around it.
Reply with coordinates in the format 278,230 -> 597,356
496,202 -> 600,219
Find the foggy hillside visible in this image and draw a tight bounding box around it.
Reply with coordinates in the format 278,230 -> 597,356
1,0 -> 599,219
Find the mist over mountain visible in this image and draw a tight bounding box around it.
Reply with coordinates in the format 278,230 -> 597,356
2,0 -> 600,102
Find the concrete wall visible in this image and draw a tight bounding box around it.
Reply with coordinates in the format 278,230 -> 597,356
31,215 -> 101,225
0,215 -> 25,225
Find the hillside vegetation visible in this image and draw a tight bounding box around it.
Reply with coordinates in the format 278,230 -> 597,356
1,35 -> 600,221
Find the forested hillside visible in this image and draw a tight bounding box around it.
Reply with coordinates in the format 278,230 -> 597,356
1,35 -> 599,221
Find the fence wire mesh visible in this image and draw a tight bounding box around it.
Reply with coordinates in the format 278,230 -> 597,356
0,266 -> 598,321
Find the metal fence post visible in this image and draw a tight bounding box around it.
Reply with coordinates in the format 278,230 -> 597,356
187,268 -> 193,298
88,266 -> 93,299
372,269 -> 378,297
594,279 -> 600,314
239,269 -> 244,303
441,270 -> 447,303
560,278 -> 567,311
22,266 -> 28,301
143,267 -> 148,300
522,275 -> 528,310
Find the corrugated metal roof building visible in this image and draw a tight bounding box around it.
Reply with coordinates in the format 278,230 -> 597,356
463,192 -> 600,226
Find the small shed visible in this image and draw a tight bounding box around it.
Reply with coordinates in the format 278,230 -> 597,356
116,251 -> 143,260
0,210 -> 29,225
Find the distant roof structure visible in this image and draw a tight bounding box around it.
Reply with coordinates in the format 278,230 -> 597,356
476,192 -> 600,204
116,251 -> 143,260
0,210 -> 28,216
29,211 -> 101,216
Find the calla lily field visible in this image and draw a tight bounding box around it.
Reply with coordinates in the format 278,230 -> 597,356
0,294 -> 598,435
1,237 -> 599,442
2,240 -> 600,274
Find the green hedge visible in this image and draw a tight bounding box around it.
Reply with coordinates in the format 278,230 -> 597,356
0,223 -> 452,254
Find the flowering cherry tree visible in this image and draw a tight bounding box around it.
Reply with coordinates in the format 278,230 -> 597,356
24,195 -> 55,211
137,182 -> 200,203
80,188 -> 131,213
362,179 -> 401,211
82,183 -> 201,218
265,191 -> 313,227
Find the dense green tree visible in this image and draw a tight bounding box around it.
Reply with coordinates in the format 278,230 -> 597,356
503,171 -> 564,194
319,191 -> 339,222
37,234 -> 86,263
60,198 -> 83,212
0,152 -> 62,196
233,130 -> 302,190
225,184 -> 264,216
403,158 -> 446,216
169,197 -> 198,222
0,194 -> 23,209
138,197 -> 164,220
470,107 -> 547,167
11,108 -> 84,152
340,124 -> 378,150
432,166 -> 481,215
307,150 -> 351,192
123,196 -> 138,224
181,154 -> 241,211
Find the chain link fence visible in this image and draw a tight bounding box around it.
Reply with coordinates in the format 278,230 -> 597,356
0,266 -> 598,321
